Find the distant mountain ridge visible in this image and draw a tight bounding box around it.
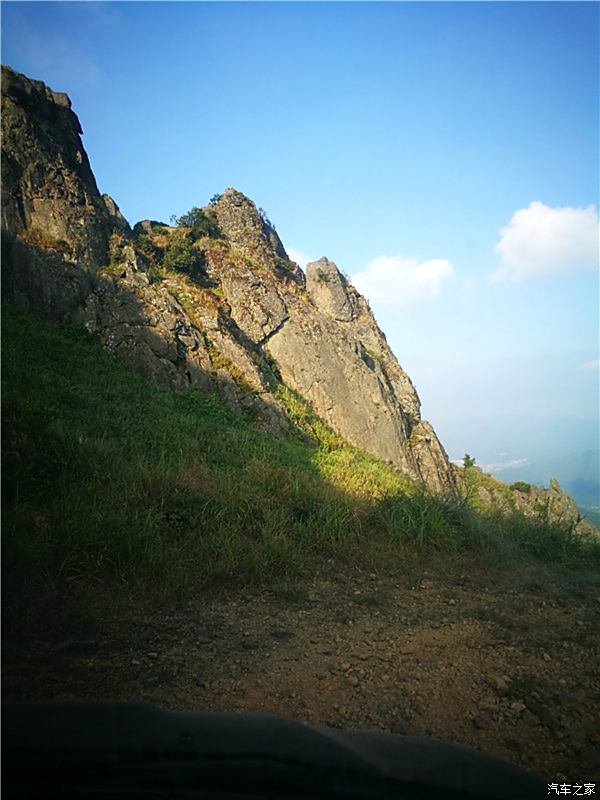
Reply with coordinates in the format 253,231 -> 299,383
490,449 -> 599,509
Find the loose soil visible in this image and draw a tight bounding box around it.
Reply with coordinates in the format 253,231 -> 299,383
3,558 -> 600,784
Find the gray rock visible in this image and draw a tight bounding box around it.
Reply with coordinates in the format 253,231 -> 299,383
219,270 -> 288,344
102,194 -> 130,232
0,67 -> 458,497
1,66 -> 111,267
54,639 -> 98,655
270,629 -> 293,640
521,710 -> 540,726
266,268 -> 456,494
504,736 -> 522,752
212,188 -> 301,281
306,257 -> 355,322
133,220 -> 167,236
453,462 -> 598,537
194,194 -> 457,494
489,675 -> 510,694
526,700 -> 558,729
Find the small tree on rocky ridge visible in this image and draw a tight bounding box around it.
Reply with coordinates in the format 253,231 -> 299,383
172,207 -> 222,240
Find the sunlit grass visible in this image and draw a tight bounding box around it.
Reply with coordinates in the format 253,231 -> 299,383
3,306 -> 598,624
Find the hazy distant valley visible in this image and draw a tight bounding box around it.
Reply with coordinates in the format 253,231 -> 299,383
491,449 -> 599,521
435,415 -> 599,512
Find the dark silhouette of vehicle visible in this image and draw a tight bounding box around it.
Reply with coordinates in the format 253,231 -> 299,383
3,702 -> 544,799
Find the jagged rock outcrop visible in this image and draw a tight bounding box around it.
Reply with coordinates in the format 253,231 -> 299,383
2,65 -> 539,501
1,65 -> 112,266
306,257 -> 355,322
219,270 -> 289,345
211,188 -> 302,283
453,467 -> 598,539
265,261 -> 429,475
4,65 -> 596,539
0,66 -> 288,435
200,192 -> 456,494
77,244 -> 213,392
102,194 -> 130,232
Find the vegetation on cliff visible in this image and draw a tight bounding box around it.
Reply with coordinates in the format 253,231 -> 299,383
2,67 -> 598,647
3,306 -> 599,629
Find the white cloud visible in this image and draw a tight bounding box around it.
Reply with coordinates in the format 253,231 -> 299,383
450,457 -> 529,472
351,255 -> 453,308
492,201 -> 599,282
286,247 -> 311,272
481,458 -> 530,473
578,359 -> 600,372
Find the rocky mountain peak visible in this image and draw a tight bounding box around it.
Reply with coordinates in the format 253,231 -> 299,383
0,67 -> 461,496
211,188 -> 292,273
102,193 -> 131,233
1,65 -> 110,268
306,257 -> 356,322
7,63 -> 591,528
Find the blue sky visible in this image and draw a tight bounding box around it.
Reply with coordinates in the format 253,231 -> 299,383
2,1 -> 599,486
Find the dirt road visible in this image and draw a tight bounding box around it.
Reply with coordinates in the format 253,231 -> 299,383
3,559 -> 599,783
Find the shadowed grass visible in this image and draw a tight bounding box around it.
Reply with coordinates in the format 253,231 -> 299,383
3,306 -> 599,631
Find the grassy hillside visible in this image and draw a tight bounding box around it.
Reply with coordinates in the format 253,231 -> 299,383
3,306 -> 599,625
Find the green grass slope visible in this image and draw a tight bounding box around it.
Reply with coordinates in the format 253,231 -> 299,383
3,307 -> 599,620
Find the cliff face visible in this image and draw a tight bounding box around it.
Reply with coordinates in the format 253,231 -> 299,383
1,67 -> 289,434
1,66 -> 457,494
182,189 -> 456,494
0,66 -> 120,269
6,64 -> 586,516
265,256 -> 454,493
